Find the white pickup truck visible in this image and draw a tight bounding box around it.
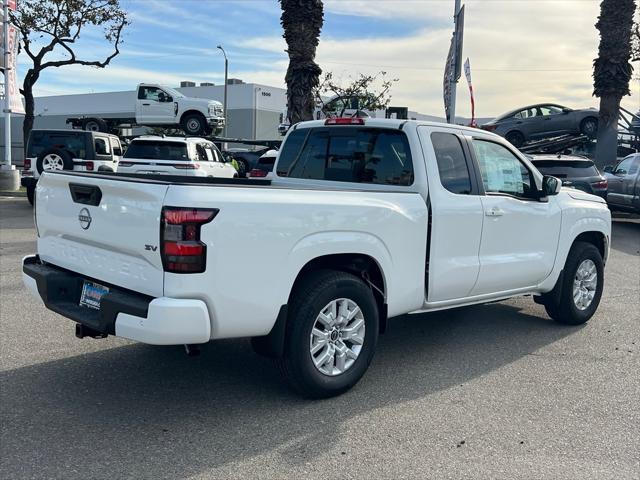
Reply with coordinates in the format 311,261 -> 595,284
66,83 -> 225,136
23,118 -> 611,398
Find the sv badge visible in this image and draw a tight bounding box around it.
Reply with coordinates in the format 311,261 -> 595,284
145,244 -> 158,252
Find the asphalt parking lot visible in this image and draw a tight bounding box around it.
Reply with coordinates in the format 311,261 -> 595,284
0,196 -> 638,479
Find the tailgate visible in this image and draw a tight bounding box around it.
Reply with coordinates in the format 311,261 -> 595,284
35,172 -> 168,297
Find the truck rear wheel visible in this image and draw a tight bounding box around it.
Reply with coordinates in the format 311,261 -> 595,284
181,113 -> 208,135
277,270 -> 379,398
83,117 -> 108,133
543,242 -> 604,325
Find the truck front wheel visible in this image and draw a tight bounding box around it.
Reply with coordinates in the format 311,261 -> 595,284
278,270 -> 379,398
181,113 -> 208,135
543,242 -> 604,325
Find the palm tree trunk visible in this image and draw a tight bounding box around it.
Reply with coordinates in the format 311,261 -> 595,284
592,0 -> 636,169
280,0 -> 324,125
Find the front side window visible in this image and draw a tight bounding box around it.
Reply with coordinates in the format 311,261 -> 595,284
431,132 -> 472,195
539,105 -> 563,116
140,87 -> 163,102
110,138 -> 123,156
615,157 -> 635,175
473,140 -> 533,198
277,127 -> 414,186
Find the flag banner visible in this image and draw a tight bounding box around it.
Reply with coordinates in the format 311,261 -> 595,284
2,23 -> 24,114
464,58 -> 475,127
443,34 -> 455,123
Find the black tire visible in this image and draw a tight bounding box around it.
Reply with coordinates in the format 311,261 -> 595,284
277,270 -> 379,398
543,242 -> 604,325
36,148 -> 74,174
580,117 -> 598,139
181,113 -> 208,135
26,186 -> 35,206
83,117 -> 108,133
505,131 -> 525,148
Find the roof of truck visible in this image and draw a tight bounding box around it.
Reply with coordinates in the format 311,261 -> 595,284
292,118 -> 495,137
133,135 -> 212,144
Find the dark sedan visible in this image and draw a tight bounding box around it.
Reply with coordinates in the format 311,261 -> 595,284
482,103 -> 599,147
529,154 -> 608,199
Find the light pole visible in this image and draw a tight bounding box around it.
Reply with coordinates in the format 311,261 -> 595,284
216,45 -> 228,138
2,0 -> 12,169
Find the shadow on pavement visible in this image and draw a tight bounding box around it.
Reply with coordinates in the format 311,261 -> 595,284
0,302 -> 576,479
610,220 -> 640,257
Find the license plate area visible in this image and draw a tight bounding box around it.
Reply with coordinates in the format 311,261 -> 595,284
79,280 -> 110,310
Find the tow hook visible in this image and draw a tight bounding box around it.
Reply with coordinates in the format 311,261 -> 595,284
75,324 -> 108,339
184,344 -> 201,357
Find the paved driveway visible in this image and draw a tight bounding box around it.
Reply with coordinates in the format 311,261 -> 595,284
1,198 -> 638,479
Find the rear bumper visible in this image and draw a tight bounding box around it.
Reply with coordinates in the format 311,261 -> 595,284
21,177 -> 37,189
22,255 -> 211,345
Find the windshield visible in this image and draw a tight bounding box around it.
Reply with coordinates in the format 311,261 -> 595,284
124,141 -> 189,161
161,86 -> 185,99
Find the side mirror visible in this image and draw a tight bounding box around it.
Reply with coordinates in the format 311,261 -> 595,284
542,175 -> 562,197
603,165 -> 613,173
562,108 -> 571,114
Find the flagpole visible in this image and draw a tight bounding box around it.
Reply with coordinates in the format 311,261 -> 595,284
449,0 -> 461,125
2,0 -> 11,170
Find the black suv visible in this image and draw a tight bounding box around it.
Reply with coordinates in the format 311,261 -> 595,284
529,154 -> 608,199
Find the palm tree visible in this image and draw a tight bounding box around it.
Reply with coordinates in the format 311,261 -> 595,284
280,0 -> 324,125
593,0 -> 636,168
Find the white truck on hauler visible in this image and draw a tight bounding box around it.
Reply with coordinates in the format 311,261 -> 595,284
66,83 -> 225,136
23,117 -> 611,398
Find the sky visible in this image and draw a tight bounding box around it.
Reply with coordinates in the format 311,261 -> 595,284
18,0 -> 640,119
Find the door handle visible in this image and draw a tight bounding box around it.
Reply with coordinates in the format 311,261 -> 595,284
142,103 -> 150,106
485,207 -> 504,217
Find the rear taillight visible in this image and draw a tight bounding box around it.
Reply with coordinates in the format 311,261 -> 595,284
24,159 -> 31,170
325,117 -> 365,126
248,169 -> 268,178
173,163 -> 200,169
481,124 -> 498,132
85,161 -> 94,171
592,180 -> 608,189
161,207 -> 218,273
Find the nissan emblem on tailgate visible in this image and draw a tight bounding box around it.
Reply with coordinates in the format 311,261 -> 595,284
78,208 -> 92,230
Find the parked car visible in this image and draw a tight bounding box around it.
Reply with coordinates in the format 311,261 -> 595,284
248,149 -> 278,179
117,136 -> 237,178
481,103 -> 599,147
21,129 -> 122,205
529,154 -> 608,199
66,83 -> 224,136
603,153 -> 640,213
225,147 -> 271,177
23,118 -> 611,398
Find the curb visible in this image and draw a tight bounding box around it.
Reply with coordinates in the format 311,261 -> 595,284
0,191 -> 27,197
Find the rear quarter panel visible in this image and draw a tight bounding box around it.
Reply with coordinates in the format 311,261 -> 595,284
162,185 -> 428,339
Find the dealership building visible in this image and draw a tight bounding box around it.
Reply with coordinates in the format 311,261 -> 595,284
0,80 -> 287,162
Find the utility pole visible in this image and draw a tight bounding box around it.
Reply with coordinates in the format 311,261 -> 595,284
217,45 -> 228,138
2,0 -> 11,169
448,0 -> 462,125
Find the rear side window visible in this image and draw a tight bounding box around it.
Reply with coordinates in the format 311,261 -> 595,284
124,141 -> 188,161
431,132 -> 472,194
94,138 -> 111,156
276,127 -> 414,186
27,131 -> 87,159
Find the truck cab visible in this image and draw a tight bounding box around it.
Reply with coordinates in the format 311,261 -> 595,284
135,83 -> 225,135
